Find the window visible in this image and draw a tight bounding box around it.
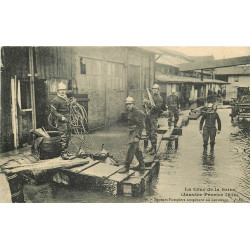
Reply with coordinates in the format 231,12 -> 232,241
234,75 -> 239,82
80,58 -> 86,74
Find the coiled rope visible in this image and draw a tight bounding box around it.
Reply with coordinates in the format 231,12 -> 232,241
48,98 -> 94,151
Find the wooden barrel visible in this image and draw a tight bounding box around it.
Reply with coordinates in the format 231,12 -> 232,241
5,172 -> 24,203
2,159 -> 27,203
39,135 -> 61,159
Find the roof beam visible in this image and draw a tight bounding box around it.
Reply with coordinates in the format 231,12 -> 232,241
179,56 -> 250,71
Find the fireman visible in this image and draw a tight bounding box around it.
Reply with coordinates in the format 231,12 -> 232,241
166,90 -> 180,128
144,84 -> 163,155
50,82 -> 74,160
199,103 -> 221,151
119,96 -> 145,173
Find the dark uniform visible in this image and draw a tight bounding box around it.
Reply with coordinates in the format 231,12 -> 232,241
50,94 -> 71,157
144,93 -> 163,152
199,110 -> 221,151
125,106 -> 145,171
166,94 -> 180,127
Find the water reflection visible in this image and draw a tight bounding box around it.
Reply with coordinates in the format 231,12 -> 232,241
201,152 -> 216,178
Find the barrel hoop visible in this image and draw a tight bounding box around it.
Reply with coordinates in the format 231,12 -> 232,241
11,190 -> 23,197
6,174 -> 18,180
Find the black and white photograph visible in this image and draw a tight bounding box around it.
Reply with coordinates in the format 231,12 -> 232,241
1,2 -> 250,250
0,46 -> 249,203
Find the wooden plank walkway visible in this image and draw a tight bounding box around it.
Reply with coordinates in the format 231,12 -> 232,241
1,157 -> 90,174
122,161 -> 160,197
79,162 -> 123,179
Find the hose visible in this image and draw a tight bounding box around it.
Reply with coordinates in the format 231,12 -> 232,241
48,98 -> 94,152
68,99 -> 94,150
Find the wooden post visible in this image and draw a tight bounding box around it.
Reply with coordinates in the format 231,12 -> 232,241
17,80 -> 23,144
14,76 -> 19,148
190,84 -> 195,100
29,47 -> 36,130
11,77 -> 19,148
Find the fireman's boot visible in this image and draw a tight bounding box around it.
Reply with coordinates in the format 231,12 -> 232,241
137,151 -> 146,172
203,143 -> 208,152
119,162 -> 130,173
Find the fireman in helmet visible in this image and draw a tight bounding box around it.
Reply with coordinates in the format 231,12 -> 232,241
120,96 -> 145,173
50,82 -> 74,160
166,90 -> 180,128
143,84 -> 163,155
199,103 -> 221,151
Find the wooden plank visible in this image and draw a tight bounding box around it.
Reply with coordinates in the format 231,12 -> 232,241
156,126 -> 168,134
162,127 -> 173,140
123,170 -> 149,185
2,157 -> 90,173
122,161 -> 160,196
108,169 -> 135,182
21,109 -> 33,112
67,160 -> 100,173
81,163 -> 124,178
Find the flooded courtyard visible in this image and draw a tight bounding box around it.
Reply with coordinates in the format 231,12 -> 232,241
23,108 -> 250,203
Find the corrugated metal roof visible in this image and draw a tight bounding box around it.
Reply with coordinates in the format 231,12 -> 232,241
155,72 -> 229,84
179,56 -> 250,71
156,55 -> 191,67
215,65 -> 250,75
189,56 -> 214,62
138,47 -> 192,67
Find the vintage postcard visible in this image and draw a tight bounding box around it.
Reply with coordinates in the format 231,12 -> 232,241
0,46 -> 249,203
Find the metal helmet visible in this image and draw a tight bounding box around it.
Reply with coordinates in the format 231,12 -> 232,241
125,96 -> 134,104
152,84 -> 160,89
58,82 -> 67,90
207,103 -> 213,108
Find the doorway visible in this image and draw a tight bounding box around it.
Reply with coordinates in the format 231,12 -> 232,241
34,79 -> 49,130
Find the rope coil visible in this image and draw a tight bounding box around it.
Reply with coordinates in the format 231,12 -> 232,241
48,98 -> 94,152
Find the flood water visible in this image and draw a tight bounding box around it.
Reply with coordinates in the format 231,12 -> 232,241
23,108 -> 250,203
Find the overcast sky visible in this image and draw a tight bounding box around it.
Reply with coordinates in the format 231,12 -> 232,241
166,47 -> 250,60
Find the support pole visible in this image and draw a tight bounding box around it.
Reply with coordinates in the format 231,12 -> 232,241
29,47 -> 36,130
11,78 -> 17,149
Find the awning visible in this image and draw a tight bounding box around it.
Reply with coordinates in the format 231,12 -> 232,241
155,72 -> 229,84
